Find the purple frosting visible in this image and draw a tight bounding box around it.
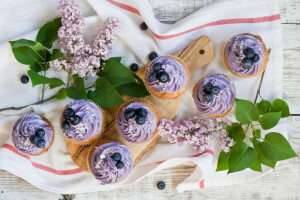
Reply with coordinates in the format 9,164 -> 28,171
91,142 -> 132,184
225,34 -> 265,76
117,103 -> 157,143
62,100 -> 103,142
146,56 -> 188,93
12,113 -> 53,155
193,75 -> 235,115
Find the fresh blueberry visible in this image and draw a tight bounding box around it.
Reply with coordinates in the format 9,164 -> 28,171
153,62 -> 162,71
36,139 -> 46,148
35,129 -> 45,138
30,134 -> 39,145
211,86 -> 220,95
70,115 -> 81,125
203,93 -> 213,103
130,63 -> 139,72
140,22 -> 148,30
252,54 -> 260,62
63,107 -> 75,119
20,75 -> 29,84
124,108 -> 136,119
241,58 -> 254,70
136,108 -> 148,117
157,181 -> 166,190
61,120 -> 71,130
111,153 -> 122,161
116,160 -> 125,169
157,71 -> 169,83
135,116 -> 146,125
204,82 -> 213,92
149,71 -> 158,82
148,52 -> 158,61
243,48 -> 255,58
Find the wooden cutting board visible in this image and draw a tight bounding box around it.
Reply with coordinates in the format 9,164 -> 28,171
67,36 -> 214,172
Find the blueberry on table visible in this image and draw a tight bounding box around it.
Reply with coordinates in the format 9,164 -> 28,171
136,108 -> 148,117
148,52 -> 158,61
116,160 -> 124,169
243,48 -> 255,58
111,153 -> 122,161
61,120 -> 71,130
241,58 -> 254,70
30,134 -> 39,145
204,82 -> 213,92
252,54 -> 260,62
135,116 -> 146,125
140,22 -> 148,30
63,107 -> 75,119
35,129 -> 45,138
211,86 -> 220,95
153,62 -> 162,71
203,93 -> 213,103
157,181 -> 166,190
157,71 -> 169,83
149,71 -> 158,82
20,75 -> 29,84
36,139 -> 46,148
130,63 -> 139,72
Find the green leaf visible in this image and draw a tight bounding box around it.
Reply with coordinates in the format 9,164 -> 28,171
9,39 -> 36,48
67,75 -> 87,100
88,78 -> 125,109
228,141 -> 257,174
258,112 -> 281,130
49,78 -> 65,89
252,138 -> 276,168
226,123 -> 245,142
260,132 -> 297,161
249,157 -> 262,172
10,42 -> 44,65
257,100 -> 272,115
36,17 -> 62,48
216,151 -> 231,171
27,70 -> 50,87
109,57 -> 122,62
116,73 -> 150,97
49,49 -> 65,61
235,99 -> 260,124
55,88 -> 67,100
253,129 -> 261,138
100,60 -> 136,87
30,62 -> 44,73
30,49 -> 51,72
271,99 -> 290,118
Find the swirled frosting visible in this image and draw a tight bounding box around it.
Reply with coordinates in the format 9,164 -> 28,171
117,103 -> 157,143
146,56 -> 188,93
91,142 -> 132,184
62,100 -> 103,142
12,113 -> 53,155
193,75 -> 235,115
225,34 -> 265,76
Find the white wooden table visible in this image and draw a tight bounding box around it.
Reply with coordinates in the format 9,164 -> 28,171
0,1 -> 299,199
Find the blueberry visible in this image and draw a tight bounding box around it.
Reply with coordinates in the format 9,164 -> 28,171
63,107 -> 75,119
30,134 -> 39,145
203,93 -> 213,103
116,160 -> 124,169
35,129 -> 45,138
241,58 -> 254,70
157,181 -> 166,190
149,71 -> 158,82
61,120 -> 71,130
211,86 -> 220,95
204,82 -> 213,92
243,48 -> 255,58
157,71 -> 169,83
135,116 -> 146,125
124,108 -> 136,119
111,153 -> 122,161
148,52 -> 158,61
130,63 -> 139,72
136,108 -> 148,117
36,139 -> 46,148
70,115 -> 81,125
153,62 -> 162,71
252,54 -> 260,62
20,75 -> 29,84
140,22 -> 148,30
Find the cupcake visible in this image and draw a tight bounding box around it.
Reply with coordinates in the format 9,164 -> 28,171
117,100 -> 159,143
12,113 -> 54,156
88,139 -> 133,184
224,33 -> 268,78
193,74 -> 235,117
60,100 -> 105,145
145,55 -> 189,99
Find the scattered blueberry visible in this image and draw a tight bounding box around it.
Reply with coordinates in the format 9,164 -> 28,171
204,82 -> 213,92
30,134 -> 39,145
116,160 -> 125,169
241,58 -> 254,70
243,48 -> 255,58
157,181 -> 166,190
124,108 -> 136,119
20,75 -> 29,84
140,22 -> 148,30
130,63 -> 139,72
153,62 -> 162,71
135,116 -> 146,125
61,120 -> 71,130
63,107 -> 75,119
35,129 -> 45,138
157,71 -> 169,83
36,139 -> 46,148
111,153 -> 122,161
203,93 -> 213,103
252,54 -> 260,62
148,52 -> 158,61
70,115 -> 81,125
211,86 -> 220,95
149,71 -> 158,82
136,108 -> 148,117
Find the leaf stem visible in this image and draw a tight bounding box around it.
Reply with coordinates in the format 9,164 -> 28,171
66,72 -> 71,88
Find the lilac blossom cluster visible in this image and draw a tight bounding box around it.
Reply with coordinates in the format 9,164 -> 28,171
50,0 -> 121,77
157,116 -> 233,153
